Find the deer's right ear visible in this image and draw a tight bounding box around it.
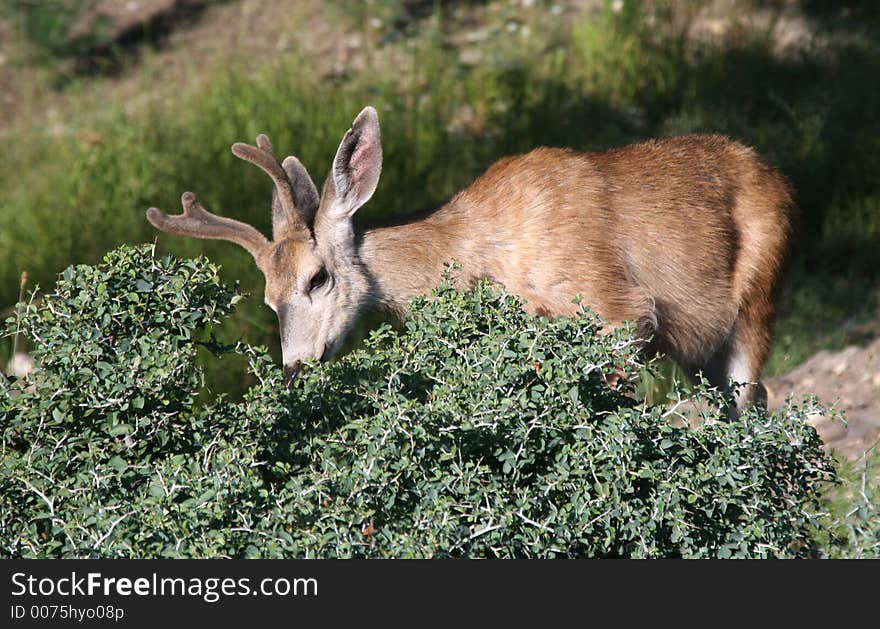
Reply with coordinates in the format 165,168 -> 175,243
326,106 -> 382,220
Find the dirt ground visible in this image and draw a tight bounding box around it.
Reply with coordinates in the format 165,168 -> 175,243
766,337 -> 880,461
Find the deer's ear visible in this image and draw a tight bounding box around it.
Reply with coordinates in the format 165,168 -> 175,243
272,156 -> 319,238
326,106 -> 382,219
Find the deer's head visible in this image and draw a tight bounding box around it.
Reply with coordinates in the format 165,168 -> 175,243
147,107 -> 383,383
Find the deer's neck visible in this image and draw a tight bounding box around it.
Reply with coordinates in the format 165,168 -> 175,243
357,203 -> 479,314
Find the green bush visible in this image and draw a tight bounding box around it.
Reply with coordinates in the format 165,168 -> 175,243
1,245 -> 837,558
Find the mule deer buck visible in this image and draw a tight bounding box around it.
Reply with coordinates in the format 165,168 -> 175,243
147,106 -> 795,415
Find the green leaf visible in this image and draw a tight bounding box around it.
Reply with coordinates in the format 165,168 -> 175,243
108,456 -> 127,472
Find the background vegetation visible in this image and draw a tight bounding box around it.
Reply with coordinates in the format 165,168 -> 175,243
2,0 -> 879,385
1,0 -> 878,556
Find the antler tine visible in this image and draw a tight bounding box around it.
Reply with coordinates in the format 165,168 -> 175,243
146,192 -> 270,262
231,134 -> 309,233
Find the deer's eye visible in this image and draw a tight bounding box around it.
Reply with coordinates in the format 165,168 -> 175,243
309,268 -> 328,293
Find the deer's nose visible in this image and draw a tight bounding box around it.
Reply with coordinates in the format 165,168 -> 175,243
283,361 -> 304,386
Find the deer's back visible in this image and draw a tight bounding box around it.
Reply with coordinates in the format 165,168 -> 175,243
443,134 -> 794,362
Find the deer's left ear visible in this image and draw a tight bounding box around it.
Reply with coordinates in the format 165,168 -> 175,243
324,106 -> 382,220
274,155 -> 319,236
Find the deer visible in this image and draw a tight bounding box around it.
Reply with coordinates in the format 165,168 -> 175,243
146,106 -> 795,416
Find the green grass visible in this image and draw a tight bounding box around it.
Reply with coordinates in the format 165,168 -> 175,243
1,0 -> 878,387
818,446 -> 880,558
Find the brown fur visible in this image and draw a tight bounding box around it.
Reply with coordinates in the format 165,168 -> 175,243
147,108 -> 795,413
360,135 -> 794,408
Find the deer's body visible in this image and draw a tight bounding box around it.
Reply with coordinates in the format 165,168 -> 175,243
148,108 -> 794,413
360,136 -> 793,408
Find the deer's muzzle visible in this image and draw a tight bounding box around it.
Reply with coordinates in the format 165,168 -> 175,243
283,361 -> 305,386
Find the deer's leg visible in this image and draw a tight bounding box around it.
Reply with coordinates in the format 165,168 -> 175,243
697,298 -> 772,419
726,299 -> 772,413
593,289 -> 659,389
718,184 -> 789,417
